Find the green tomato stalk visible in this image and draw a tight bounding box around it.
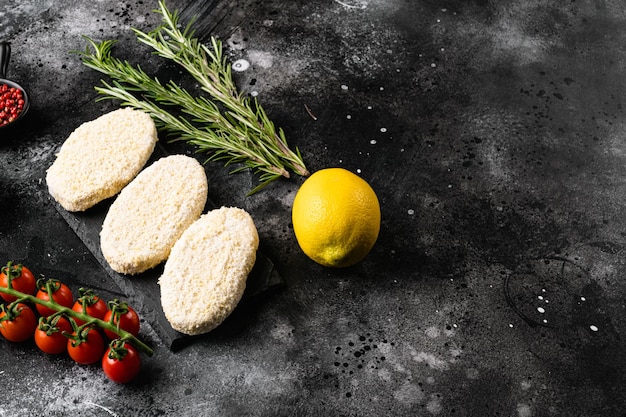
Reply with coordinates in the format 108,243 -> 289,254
0,284 -> 153,357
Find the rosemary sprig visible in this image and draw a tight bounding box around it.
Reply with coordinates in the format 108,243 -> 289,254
77,0 -> 308,194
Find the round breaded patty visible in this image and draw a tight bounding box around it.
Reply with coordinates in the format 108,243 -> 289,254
100,154 -> 208,275
46,108 -> 158,212
159,207 -> 259,335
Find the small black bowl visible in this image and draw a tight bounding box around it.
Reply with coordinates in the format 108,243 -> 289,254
0,41 -> 30,130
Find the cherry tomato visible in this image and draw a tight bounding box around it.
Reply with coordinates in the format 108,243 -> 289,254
102,341 -> 141,384
0,262 -> 36,303
72,289 -> 107,325
34,316 -> 72,354
67,326 -> 104,365
35,280 -> 74,317
104,301 -> 140,340
0,303 -> 37,342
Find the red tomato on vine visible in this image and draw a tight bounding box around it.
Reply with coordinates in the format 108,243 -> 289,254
104,300 -> 140,339
72,288 -> 107,325
0,262 -> 36,303
67,326 -> 104,365
35,279 -> 74,317
34,315 -> 72,354
0,303 -> 37,342
102,340 -> 141,383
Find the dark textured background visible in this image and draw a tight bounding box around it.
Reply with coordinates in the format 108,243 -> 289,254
1,0 -> 626,415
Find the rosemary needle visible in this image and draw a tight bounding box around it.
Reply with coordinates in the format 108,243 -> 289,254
78,0 -> 308,194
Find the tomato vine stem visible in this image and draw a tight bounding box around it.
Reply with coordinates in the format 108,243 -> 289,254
0,286 -> 153,356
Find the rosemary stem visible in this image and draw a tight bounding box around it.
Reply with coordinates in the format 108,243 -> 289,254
76,0 -> 309,194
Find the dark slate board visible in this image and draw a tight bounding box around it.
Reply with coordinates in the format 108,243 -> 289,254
42,0 -> 289,351
47,149 -> 283,351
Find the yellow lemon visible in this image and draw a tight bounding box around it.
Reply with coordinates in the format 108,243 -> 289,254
292,167 -> 381,268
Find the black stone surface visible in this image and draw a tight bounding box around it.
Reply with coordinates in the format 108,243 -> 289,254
1,0 -> 626,416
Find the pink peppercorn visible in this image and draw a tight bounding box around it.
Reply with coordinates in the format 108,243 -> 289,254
0,83 -> 25,126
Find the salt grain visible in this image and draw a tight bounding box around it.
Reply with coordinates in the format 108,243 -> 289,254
232,59 -> 250,72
